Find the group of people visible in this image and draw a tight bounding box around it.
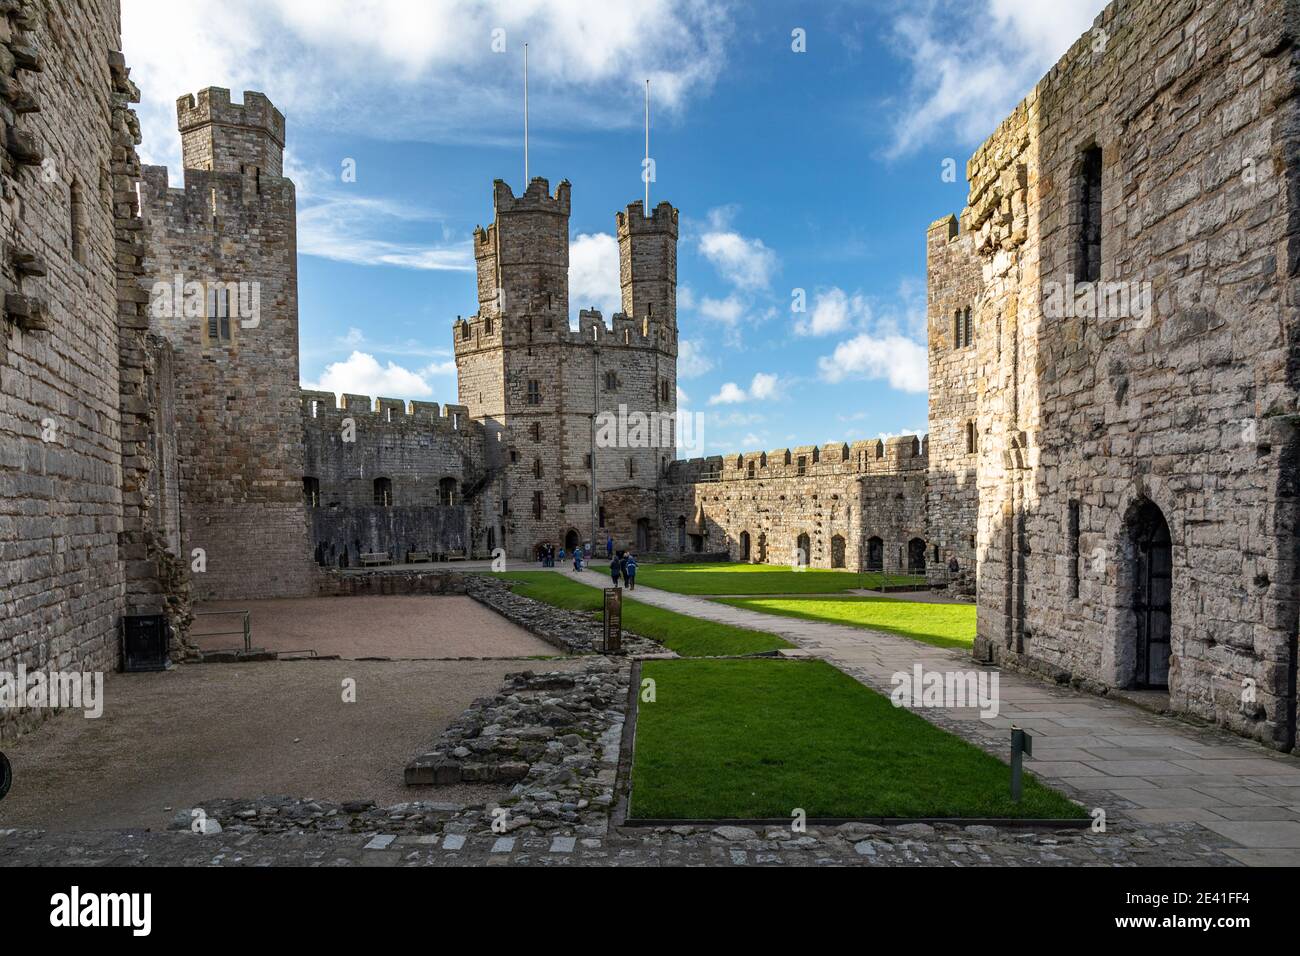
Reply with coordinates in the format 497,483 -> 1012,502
609,550 -> 638,589
536,537 -> 636,586
537,543 -> 591,569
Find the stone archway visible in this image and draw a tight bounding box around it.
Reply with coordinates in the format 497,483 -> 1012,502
907,537 -> 927,573
796,532 -> 811,568
866,536 -> 884,572
564,529 -> 580,553
831,535 -> 846,569
740,531 -> 751,562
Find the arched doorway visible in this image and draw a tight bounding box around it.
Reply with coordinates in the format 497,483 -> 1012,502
831,535 -> 846,569
757,532 -> 768,563
1129,499 -> 1172,690
564,529 -> 580,553
907,538 -> 927,573
796,532 -> 811,568
866,536 -> 884,571
636,518 -> 651,552
740,531 -> 751,562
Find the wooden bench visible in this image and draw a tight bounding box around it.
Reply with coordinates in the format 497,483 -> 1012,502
406,551 -> 432,564
444,550 -> 469,562
360,552 -> 393,567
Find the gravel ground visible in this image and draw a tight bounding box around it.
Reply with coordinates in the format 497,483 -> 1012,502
193,595 -> 562,659
0,658 -> 587,831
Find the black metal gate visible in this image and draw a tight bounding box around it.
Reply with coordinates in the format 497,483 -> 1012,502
1134,503 -> 1172,689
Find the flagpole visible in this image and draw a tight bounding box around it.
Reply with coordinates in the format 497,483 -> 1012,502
644,78 -> 650,210
524,43 -> 530,185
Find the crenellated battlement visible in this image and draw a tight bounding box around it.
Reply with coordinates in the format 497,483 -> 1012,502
617,199 -> 679,237
491,177 -> 571,217
176,87 -> 286,178
299,389 -> 481,436
177,88 -> 285,149
452,307 -> 677,356
668,434 -> 928,485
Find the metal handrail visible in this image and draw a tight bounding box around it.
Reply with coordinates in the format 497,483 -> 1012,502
191,609 -> 251,654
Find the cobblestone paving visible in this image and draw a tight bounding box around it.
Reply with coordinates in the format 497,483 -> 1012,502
0,820 -> 1243,867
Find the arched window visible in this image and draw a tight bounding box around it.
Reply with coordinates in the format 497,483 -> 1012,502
373,477 -> 393,507
966,421 -> 978,455
438,477 -> 457,506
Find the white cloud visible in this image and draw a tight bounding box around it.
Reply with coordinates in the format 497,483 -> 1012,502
569,232 -> 622,320
303,351 -> 436,398
797,288 -> 866,337
295,193 -> 471,271
885,0 -> 1106,157
677,339 -> 715,378
697,208 -> 777,289
698,295 -> 746,326
818,335 -> 928,393
424,359 -> 458,377
709,382 -> 748,405
123,0 -> 734,170
708,372 -> 782,405
748,372 -> 779,400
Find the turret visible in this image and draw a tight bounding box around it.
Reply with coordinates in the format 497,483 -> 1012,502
177,87 -> 286,177
617,200 -> 678,327
473,177 -> 571,323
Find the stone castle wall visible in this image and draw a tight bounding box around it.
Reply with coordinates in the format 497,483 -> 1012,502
929,0 -> 1300,748
140,88 -> 312,601
299,390 -> 494,564
661,437 -> 929,570
0,1 -> 188,738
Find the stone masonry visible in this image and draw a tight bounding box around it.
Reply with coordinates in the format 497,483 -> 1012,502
454,180 -> 680,559
141,89 -> 312,601
926,0 -> 1300,750
0,0 -> 190,738
661,437 -> 929,573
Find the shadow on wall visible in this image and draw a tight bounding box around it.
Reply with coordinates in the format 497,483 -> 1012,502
309,505 -> 472,566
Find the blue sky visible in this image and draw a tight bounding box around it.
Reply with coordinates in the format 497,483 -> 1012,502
123,0 -> 1107,456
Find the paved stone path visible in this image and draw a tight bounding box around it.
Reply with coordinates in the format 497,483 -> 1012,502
568,570 -> 1300,867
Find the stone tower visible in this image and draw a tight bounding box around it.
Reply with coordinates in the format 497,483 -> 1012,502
141,88 -> 312,600
455,178 -> 679,558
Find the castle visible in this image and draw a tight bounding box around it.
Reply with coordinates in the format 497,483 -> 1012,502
1,0 -> 1297,753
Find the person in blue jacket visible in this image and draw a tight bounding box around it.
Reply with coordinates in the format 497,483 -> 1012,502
623,552 -> 637,590
609,551 -> 623,587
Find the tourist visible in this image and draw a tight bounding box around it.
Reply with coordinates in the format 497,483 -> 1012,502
609,552 -> 622,587
625,552 -> 638,590
573,548 -> 583,572
606,535 -> 614,557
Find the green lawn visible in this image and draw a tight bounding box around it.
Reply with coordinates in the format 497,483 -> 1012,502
632,658 -> 1083,820
717,595 -> 976,650
493,571 -> 792,657
633,562 -> 924,595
